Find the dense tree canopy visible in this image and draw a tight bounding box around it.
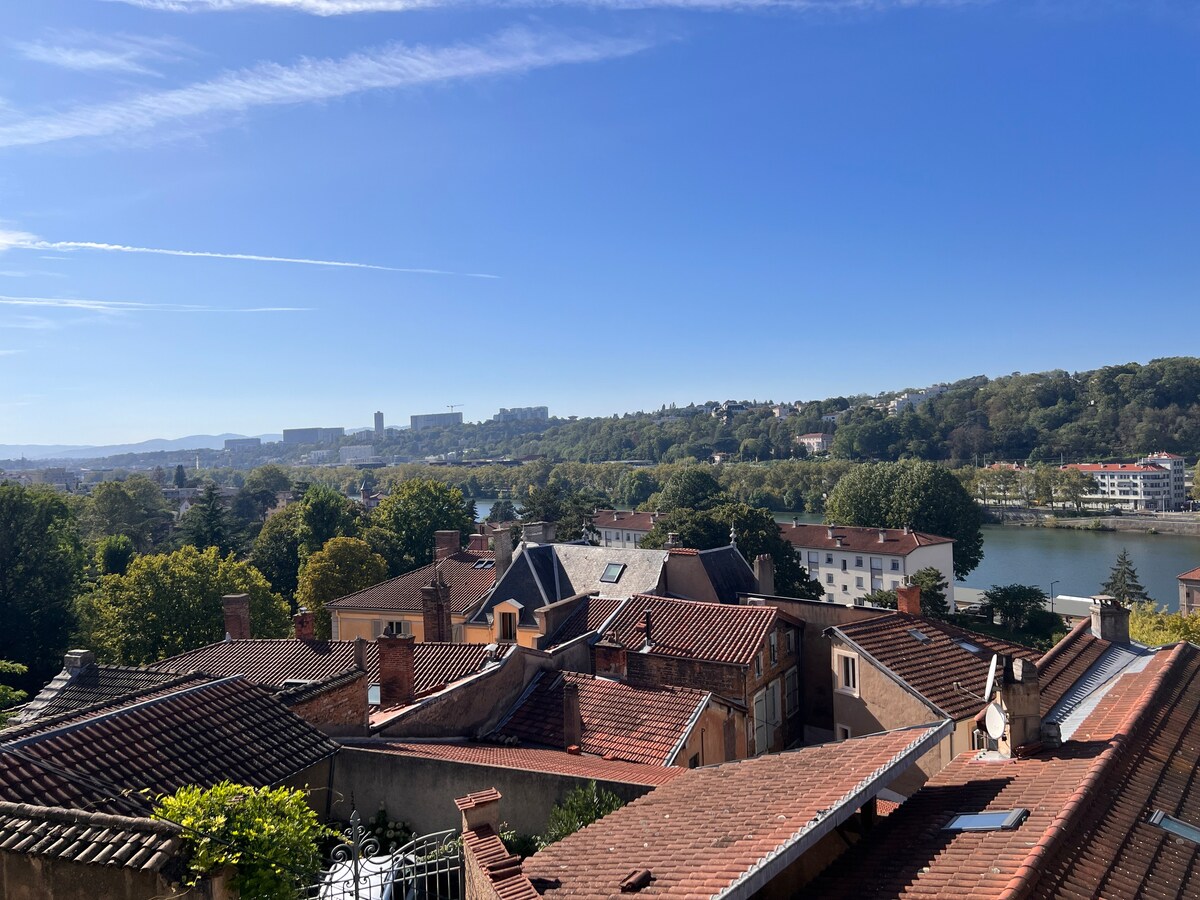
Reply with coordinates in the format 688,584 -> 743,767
77,545 -> 289,665
824,460 -> 984,579
0,483 -> 83,689
250,503 -> 304,603
180,482 -> 236,555
371,478 -> 475,569
84,475 -> 173,551
295,537 -> 388,638
983,583 -> 1048,630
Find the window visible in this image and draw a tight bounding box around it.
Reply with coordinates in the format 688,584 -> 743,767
841,584 -> 849,593
600,562 -> 626,583
1149,810 -> 1200,846
688,753 -> 701,769
625,533 -> 632,541
944,809 -> 1029,832
499,611 -> 517,641
826,574 -> 834,585
855,576 -> 864,588
785,628 -> 796,655
891,580 -> 900,589
891,559 -> 901,571
835,724 -> 852,741
855,556 -> 864,568
907,628 -> 932,644
870,557 -> 882,571
769,631 -> 778,665
841,559 -> 848,571
835,651 -> 858,695
754,653 -> 763,678
825,553 -> 834,565
808,551 -> 820,568
954,638 -> 983,654
384,620 -> 412,637
785,667 -> 799,716
472,559 -> 495,569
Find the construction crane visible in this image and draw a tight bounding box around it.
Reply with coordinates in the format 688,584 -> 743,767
447,404 -> 462,413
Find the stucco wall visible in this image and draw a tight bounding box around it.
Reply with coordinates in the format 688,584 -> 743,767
330,747 -> 657,837
907,544 -> 956,605
662,555 -> 722,603
0,853 -> 193,900
668,702 -> 746,767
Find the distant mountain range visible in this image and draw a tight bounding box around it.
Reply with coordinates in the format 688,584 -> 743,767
0,434 -> 284,462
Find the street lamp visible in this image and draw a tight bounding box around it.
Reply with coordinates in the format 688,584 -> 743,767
1049,580 -> 1059,615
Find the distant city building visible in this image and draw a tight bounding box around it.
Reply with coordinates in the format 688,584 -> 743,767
492,406 -> 549,423
797,433 -> 833,455
887,384 -> 948,415
338,445 -> 377,464
223,437 -> 261,451
374,411 -> 384,438
282,427 -> 345,445
1063,452 -> 1187,511
410,412 -> 463,431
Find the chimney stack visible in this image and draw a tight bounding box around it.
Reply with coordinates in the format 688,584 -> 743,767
896,584 -> 922,616
422,573 -> 453,643
353,636 -> 367,672
456,789 -> 502,836
998,656 -> 1040,758
222,594 -> 252,641
494,528 -> 513,580
593,635 -> 628,680
835,536 -> 844,548
377,631 -> 416,708
293,607 -> 315,641
878,529 -> 886,543
562,680 -> 583,750
827,526 -> 835,539
1090,595 -> 1131,644
434,530 -> 460,563
63,649 -> 95,674
665,532 -> 681,549
754,554 -> 775,597
792,517 -> 799,528
522,521 -> 556,544
637,609 -> 654,650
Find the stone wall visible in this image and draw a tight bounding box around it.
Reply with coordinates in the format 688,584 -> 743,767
0,853 -> 192,900
288,672 -> 369,736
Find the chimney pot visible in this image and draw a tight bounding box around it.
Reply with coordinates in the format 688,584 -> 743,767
221,594 -> 252,641
896,584 -> 922,616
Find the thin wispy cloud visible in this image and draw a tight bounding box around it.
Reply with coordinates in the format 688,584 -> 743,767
14,32 -> 191,77
0,350 -> 21,357
108,0 -> 980,13
0,27 -> 654,150
0,294 -> 310,314
0,229 -> 498,278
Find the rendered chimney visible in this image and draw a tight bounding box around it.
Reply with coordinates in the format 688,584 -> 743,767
222,594 -> 252,641
826,526 -> 835,539
896,584 -> 922,616
377,631 -> 416,707
64,649 -> 95,673
456,788 -> 502,836
835,536 -> 844,548
434,530 -> 460,563
665,532 -> 681,549
593,637 -> 628,680
792,517 -> 799,528
293,607 -> 315,641
1090,594 -> 1131,644
562,679 -> 583,750
878,530 -> 886,543
353,636 -> 367,672
998,656 -> 1040,758
754,554 -> 775,597
421,574 -> 453,643
494,528 -> 514,581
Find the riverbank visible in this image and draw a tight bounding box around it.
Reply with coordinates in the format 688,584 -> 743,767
991,512 -> 1200,537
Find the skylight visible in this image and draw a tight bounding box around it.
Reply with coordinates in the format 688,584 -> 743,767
907,628 -> 932,644
600,562 -> 626,583
1149,810 -> 1200,846
954,638 -> 983,654
944,809 -> 1029,832
472,559 -> 495,570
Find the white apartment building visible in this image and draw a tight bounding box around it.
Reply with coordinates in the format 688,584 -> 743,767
797,433 -> 832,454
590,509 -> 660,548
1064,453 -> 1187,511
778,523 -> 955,606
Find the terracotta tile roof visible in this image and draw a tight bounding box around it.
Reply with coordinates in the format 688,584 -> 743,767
339,740 -> 682,787
0,676 -> 339,816
544,596 -> 625,649
832,613 -> 1039,720
15,663 -> 184,724
459,792 -> 541,900
800,643 -> 1200,900
1035,618 -> 1109,715
606,595 -> 782,667
492,672 -> 710,766
325,551 -> 496,614
0,801 -> 182,871
523,723 -> 949,900
1065,462 -> 1166,473
154,638 -> 497,698
780,523 -> 953,555
590,510 -> 660,533
1178,566 -> 1200,582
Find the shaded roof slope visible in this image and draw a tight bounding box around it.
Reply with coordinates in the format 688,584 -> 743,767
523,723 -> 948,900
1035,618 -> 1110,715
780,523 -> 953,554
543,596 -> 625,649
696,545 -> 757,601
607,595 -> 785,667
832,613 -> 1039,719
15,663 -> 184,724
0,801 -> 182,871
0,676 -> 338,816
325,550 -> 495,615
801,642 -> 1200,900
492,672 -> 710,766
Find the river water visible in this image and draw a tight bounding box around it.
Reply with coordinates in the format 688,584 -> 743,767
473,500 -> 1200,611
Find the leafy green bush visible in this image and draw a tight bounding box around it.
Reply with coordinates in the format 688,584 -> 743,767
155,781 -> 333,899
537,781 -> 623,850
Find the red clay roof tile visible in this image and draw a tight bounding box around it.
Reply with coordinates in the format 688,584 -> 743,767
607,595 -> 782,667
326,550 -> 496,615
780,524 -> 953,555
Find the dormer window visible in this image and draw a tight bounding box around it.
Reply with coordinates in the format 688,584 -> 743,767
600,563 -> 626,584
499,611 -> 517,642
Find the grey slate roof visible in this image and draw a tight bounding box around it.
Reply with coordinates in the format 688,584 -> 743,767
0,801 -> 182,872
696,545 -> 757,601
470,543 -> 668,627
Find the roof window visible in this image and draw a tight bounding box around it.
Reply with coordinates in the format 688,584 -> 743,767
600,563 -> 626,584
472,559 -> 495,569
954,638 -> 983,654
1149,810 -> 1200,846
944,809 -> 1029,832
907,628 -> 932,644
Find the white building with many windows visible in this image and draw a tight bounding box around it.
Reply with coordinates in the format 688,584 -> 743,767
590,509 -> 661,548
778,523 -> 955,606
1063,453 -> 1187,511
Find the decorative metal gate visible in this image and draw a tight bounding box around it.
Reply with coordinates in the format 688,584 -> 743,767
306,811 -> 462,900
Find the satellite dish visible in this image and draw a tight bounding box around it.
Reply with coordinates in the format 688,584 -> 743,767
985,701 -> 1008,742
983,654 -> 999,702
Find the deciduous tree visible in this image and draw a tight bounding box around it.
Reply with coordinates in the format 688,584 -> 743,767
295,537 -> 388,638
372,478 -> 474,569
983,583 -> 1048,630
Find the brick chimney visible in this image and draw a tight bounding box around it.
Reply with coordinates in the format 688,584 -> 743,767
593,636 -> 627,680
896,584 -> 922,616
377,632 -> 416,707
1090,594 -> 1130,644
998,656 -> 1040,758
222,594 -> 251,640
293,607 -> 315,641
422,572 -> 453,643
494,528 -> 513,581
562,679 -> 583,750
435,530 -> 460,563
754,554 -> 775,597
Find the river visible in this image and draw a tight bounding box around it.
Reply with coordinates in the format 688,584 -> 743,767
472,500 -> 1200,611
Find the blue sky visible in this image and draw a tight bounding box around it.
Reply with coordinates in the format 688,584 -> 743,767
0,0 -> 1196,444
